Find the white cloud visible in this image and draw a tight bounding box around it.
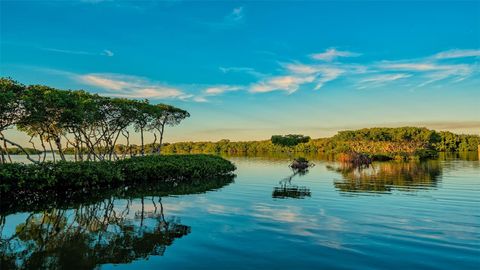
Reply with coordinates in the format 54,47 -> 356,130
193,96 -> 209,103
433,49 -> 480,59
379,61 -> 473,87
203,6 -> 245,30
102,49 -> 114,57
314,67 -> 344,90
219,66 -> 264,77
250,75 -> 315,94
283,63 -> 345,90
42,47 -> 114,57
284,63 -> 320,74
360,73 -> 412,84
77,73 -> 186,99
204,85 -> 241,95
229,7 -> 244,22
379,62 -> 438,71
80,0 -> 112,3
311,48 -> 361,62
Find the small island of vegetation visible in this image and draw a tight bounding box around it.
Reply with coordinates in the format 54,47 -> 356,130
0,78 -> 236,198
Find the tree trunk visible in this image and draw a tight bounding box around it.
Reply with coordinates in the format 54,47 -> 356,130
140,127 -> 145,156
48,140 -> 56,162
0,144 -> 5,164
0,133 -> 39,164
158,123 -> 165,155
55,136 -> 66,161
40,134 -> 47,162
152,133 -> 157,154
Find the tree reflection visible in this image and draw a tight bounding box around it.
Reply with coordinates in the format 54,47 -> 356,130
272,169 -> 311,199
0,197 -> 190,269
328,161 -> 442,194
1,175 -> 235,216
0,175 -> 235,269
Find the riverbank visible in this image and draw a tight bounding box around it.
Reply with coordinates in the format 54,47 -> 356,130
0,154 -> 236,198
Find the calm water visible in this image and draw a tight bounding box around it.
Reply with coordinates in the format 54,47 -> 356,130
1,154 -> 479,269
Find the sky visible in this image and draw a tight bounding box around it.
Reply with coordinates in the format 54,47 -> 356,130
1,0 -> 479,144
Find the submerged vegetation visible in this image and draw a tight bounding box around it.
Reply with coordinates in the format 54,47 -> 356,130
273,166 -> 311,199
0,154 -> 236,199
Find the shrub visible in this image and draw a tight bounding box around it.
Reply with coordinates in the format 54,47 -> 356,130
271,134 -> 310,147
0,154 -> 236,195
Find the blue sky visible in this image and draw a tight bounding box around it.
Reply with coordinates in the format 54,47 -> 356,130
1,0 -> 479,143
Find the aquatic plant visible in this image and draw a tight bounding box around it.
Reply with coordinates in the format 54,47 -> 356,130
337,151 -> 372,166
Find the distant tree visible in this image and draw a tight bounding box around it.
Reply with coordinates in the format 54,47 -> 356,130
271,134 -> 310,147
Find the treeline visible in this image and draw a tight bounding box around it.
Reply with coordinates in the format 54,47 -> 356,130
0,78 -> 189,164
157,127 -> 479,158
10,128 -> 476,159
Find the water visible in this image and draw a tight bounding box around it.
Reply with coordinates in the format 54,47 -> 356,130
1,154 -> 479,269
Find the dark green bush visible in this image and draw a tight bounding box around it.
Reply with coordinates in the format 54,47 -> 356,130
0,154 -> 236,194
271,134 -> 310,147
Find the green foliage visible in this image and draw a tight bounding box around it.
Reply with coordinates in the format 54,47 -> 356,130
157,127 -> 478,160
0,77 -> 190,162
0,78 -> 25,131
271,134 -> 310,146
120,154 -> 236,181
434,131 -> 479,152
333,127 -> 441,144
0,155 -> 235,194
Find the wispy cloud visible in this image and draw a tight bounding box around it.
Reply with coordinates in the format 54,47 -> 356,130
311,48 -> 361,62
360,73 -> 412,84
242,48 -> 479,94
229,7 -> 244,22
314,68 -> 345,90
433,49 -> 480,59
379,61 -> 473,87
250,75 -> 315,94
33,47 -> 480,102
80,0 -> 112,3
358,73 -> 412,89
102,49 -> 114,57
76,73 -> 186,99
204,85 -> 241,95
202,6 -> 245,30
42,47 -> 114,57
219,66 -> 264,77
193,96 -> 209,103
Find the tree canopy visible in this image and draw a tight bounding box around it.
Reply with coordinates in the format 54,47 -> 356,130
271,134 -> 311,147
0,77 -> 190,163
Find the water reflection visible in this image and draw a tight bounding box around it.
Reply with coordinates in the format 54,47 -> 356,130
328,161 -> 442,194
0,198 -> 189,269
0,176 -> 234,269
272,169 -> 311,199
1,176 -> 235,216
